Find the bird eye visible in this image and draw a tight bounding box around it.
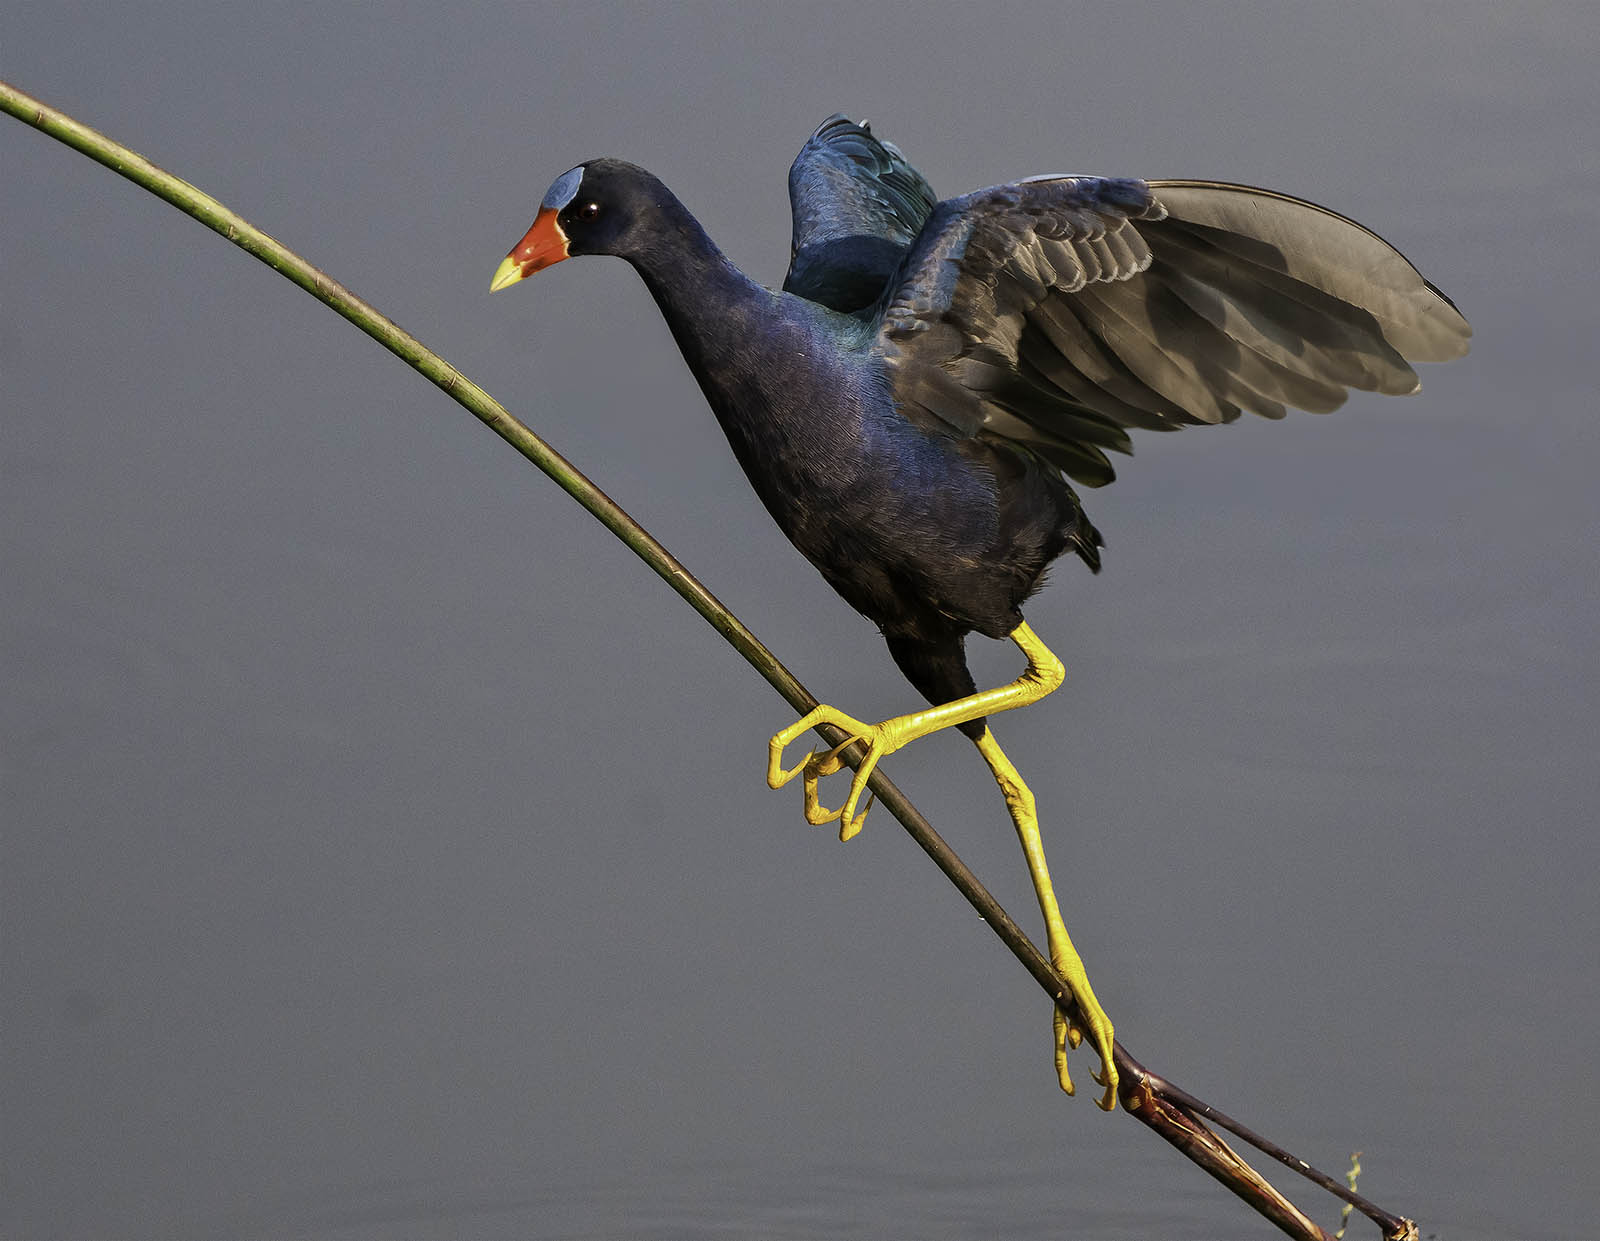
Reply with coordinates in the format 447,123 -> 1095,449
578,201 -> 601,220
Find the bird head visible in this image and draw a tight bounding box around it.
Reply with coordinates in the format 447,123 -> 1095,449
489,159 -> 652,291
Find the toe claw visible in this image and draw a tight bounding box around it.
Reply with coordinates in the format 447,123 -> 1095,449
768,740 -> 818,790
1095,1076 -> 1119,1112
772,750 -> 817,789
802,776 -> 843,827
1088,1041 -> 1118,1111
838,792 -> 874,842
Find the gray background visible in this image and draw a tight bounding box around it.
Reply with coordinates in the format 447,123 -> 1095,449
4,3 -> 1596,1238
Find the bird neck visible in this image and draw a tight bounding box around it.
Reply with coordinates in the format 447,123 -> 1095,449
618,182 -> 860,503
623,192 -> 773,380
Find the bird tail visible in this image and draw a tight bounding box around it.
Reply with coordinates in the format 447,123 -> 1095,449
1067,496 -> 1104,574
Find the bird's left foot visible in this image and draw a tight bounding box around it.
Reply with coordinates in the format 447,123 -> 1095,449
767,705 -> 914,841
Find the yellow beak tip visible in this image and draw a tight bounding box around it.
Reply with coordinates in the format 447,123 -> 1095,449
489,255 -> 524,293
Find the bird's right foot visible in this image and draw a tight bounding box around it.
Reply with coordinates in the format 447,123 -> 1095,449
767,704 -> 912,841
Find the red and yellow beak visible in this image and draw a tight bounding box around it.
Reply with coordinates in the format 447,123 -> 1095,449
489,206 -> 569,292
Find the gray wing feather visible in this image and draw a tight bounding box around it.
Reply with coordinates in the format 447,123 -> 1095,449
876,176 -> 1471,486
1151,182 -> 1469,363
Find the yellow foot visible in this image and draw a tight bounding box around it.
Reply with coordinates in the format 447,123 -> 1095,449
1050,944 -> 1118,1111
767,705 -> 912,841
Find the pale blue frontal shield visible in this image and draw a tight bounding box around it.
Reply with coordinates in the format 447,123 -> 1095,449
541,166 -> 585,212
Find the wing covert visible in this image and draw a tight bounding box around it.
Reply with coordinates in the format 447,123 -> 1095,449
784,115 -> 939,312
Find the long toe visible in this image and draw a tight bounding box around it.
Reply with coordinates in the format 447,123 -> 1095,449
1053,1009 -> 1077,1096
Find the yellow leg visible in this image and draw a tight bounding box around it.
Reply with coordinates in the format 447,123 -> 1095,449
974,727 -> 1118,1110
768,622 -> 1064,840
768,621 -> 1116,1107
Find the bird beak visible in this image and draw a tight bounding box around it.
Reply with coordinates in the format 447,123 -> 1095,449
489,206 -> 569,291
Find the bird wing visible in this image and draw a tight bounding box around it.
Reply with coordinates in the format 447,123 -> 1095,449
875,176 -> 1472,486
784,115 -> 939,312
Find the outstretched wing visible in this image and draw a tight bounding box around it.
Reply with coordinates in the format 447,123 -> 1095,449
875,176 -> 1472,486
784,115 -> 939,312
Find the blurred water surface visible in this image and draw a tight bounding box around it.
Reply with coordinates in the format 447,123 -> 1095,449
4,4 -> 1595,1239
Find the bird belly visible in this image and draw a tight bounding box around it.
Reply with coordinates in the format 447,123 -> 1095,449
749,415 -> 1042,641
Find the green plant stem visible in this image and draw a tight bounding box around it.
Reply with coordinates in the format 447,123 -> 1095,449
1,77 -> 1414,1241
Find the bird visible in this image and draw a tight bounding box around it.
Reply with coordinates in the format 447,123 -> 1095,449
489,114 -> 1470,1110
